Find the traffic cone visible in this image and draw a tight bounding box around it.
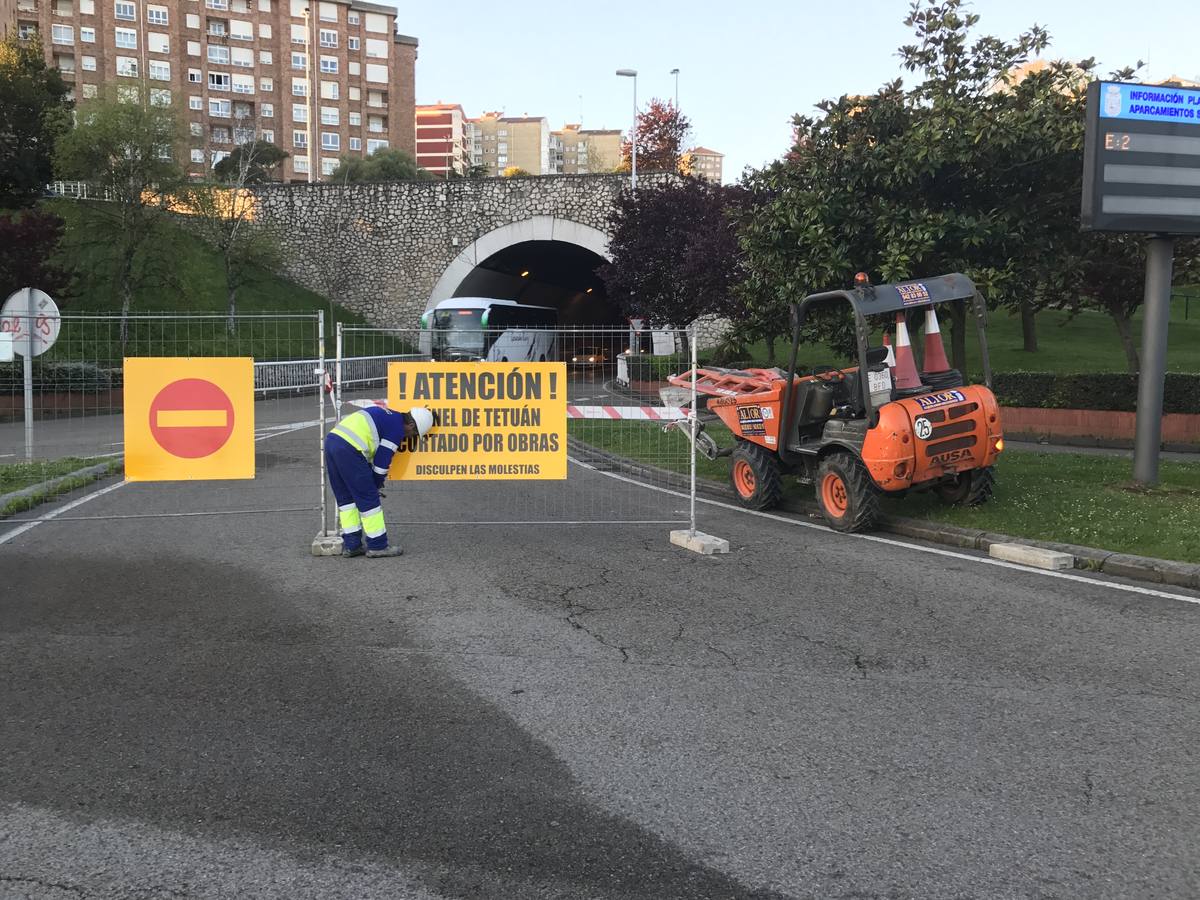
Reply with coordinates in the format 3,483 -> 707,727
892,313 -> 923,390
922,307 -> 951,374
881,331 -> 896,369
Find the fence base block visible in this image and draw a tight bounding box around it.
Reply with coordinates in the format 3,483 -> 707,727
670,529 -> 730,556
311,533 -> 344,557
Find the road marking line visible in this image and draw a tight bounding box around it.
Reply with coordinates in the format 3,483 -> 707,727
0,417 -> 326,546
572,460 -> 1200,607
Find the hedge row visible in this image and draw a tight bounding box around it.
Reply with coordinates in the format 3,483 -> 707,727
992,372 -> 1200,414
0,362 -> 122,392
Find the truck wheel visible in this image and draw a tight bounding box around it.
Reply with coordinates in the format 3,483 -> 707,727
816,451 -> 880,533
936,466 -> 995,507
730,442 -> 784,510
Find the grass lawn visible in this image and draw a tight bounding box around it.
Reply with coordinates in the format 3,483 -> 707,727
731,294 -> 1200,375
0,456 -> 120,517
569,420 -> 1200,564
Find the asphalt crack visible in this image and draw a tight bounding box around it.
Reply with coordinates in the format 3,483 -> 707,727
0,874 -> 88,897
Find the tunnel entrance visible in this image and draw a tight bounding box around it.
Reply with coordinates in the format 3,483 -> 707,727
451,240 -> 622,327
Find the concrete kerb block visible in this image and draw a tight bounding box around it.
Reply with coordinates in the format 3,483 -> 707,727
311,532 -> 344,557
988,542 -> 1073,571
671,529 -> 730,556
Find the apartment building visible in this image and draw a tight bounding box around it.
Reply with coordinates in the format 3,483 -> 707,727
415,102 -> 467,176
549,123 -> 620,174
686,146 -> 724,184
3,0 -> 417,182
465,112 -> 549,176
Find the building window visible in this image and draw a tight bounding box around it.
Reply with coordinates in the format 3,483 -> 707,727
319,29 -> 337,47
149,88 -> 170,106
293,131 -> 307,148
366,139 -> 387,155
319,56 -> 337,74
231,47 -> 252,67
347,36 -> 359,50
207,0 -> 229,8
208,72 -> 231,90
259,50 -> 273,64
186,13 -> 200,28
318,1 -> 336,21
81,55 -> 96,70
117,85 -> 139,103
148,32 -> 168,53
348,86 -> 360,101
258,23 -> 272,39
294,157 -> 309,174
291,78 -> 306,96
51,24 -> 74,45
116,56 -> 138,77
191,149 -> 205,163
189,95 -> 202,110
348,111 -> 360,126
321,132 -> 339,150
349,136 -> 361,151
81,83 -> 98,99
291,52 -> 305,69
261,129 -> 274,143
208,45 -> 230,64
260,76 -> 273,91
230,20 -> 252,40
290,23 -> 307,44
187,40 -> 201,56
209,98 -> 231,117
320,81 -> 339,100
261,102 -> 274,117
232,75 -> 253,94
188,68 -> 201,83
80,26 -> 96,42
190,122 -> 203,136
291,103 -> 307,122
115,27 -> 136,49
347,11 -> 359,24
148,60 -> 169,81
146,4 -> 167,24
258,0 -> 271,10
212,126 -> 230,143
114,1 -> 134,21
320,106 -> 338,125
321,158 -> 337,176
348,61 -> 360,77
80,0 -> 95,12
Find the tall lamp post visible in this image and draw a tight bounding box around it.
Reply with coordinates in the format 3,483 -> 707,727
670,67 -> 679,108
616,68 -> 637,189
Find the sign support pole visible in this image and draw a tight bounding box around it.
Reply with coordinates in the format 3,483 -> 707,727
1133,235 -> 1174,485
22,288 -> 34,461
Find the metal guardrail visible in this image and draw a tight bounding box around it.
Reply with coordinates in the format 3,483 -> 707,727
336,352 -> 425,392
254,353 -> 423,396
44,181 -> 114,202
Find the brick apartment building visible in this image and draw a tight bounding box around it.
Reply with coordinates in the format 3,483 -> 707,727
1,0 -> 417,182
414,102 -> 467,176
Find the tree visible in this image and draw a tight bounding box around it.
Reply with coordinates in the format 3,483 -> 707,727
213,139 -> 288,185
501,166 -> 531,177
619,99 -> 691,174
0,32 -> 72,209
0,208 -> 69,300
54,83 -> 184,341
173,137 -> 282,332
600,178 -> 747,355
330,148 -> 432,182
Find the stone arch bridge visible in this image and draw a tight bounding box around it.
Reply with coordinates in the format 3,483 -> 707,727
251,174 -> 655,329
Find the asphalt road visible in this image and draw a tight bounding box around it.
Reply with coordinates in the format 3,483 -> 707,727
2,422 -> 1200,899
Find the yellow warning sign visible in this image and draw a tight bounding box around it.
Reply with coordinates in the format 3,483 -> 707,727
123,357 -> 255,481
387,362 -> 566,480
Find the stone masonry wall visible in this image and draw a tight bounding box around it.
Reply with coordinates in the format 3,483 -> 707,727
250,174 -> 652,328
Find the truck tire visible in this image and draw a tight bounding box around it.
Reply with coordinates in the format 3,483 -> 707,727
730,442 -> 784,510
936,466 -> 995,507
816,451 -> 880,533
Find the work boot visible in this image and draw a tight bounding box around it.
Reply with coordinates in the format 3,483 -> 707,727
366,545 -> 404,558
342,545 -> 365,558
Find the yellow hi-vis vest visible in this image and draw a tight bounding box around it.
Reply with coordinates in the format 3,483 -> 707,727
329,410 -> 379,459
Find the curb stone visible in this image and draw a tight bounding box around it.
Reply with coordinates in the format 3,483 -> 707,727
567,438 -> 1200,592
0,462 -> 119,517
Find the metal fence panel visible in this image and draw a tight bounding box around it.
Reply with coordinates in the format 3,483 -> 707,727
333,324 -> 698,528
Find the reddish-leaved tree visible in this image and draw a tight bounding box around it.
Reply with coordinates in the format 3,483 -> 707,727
619,99 -> 691,174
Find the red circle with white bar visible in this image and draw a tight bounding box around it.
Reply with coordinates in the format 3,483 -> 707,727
148,378 -> 236,458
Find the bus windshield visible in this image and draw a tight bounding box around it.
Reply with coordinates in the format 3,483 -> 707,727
427,301 -> 559,361
432,309 -> 485,355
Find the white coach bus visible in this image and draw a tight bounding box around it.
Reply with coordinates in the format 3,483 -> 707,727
420,298 -> 559,362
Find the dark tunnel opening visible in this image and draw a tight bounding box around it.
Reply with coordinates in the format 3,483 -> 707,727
451,240 -> 623,327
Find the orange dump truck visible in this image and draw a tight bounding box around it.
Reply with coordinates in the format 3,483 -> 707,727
669,273 -> 1004,532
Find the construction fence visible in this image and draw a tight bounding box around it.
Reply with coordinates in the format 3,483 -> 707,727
1,313 -> 706,540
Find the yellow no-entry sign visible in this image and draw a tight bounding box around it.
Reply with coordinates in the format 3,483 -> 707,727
124,358 -> 255,481
386,362 -> 567,480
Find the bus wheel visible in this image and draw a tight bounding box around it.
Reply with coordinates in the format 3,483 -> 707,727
500,357 -> 508,362
539,354 -> 546,362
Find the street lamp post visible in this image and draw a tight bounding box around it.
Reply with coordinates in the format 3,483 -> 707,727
670,68 -> 679,109
616,69 -> 637,189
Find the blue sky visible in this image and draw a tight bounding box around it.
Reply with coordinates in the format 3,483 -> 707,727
381,1 -> 1198,182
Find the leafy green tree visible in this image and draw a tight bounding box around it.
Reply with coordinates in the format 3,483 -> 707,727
54,83 -> 184,339
330,148 -> 431,182
213,139 -> 289,185
0,32 -> 72,208
0,208 -> 69,299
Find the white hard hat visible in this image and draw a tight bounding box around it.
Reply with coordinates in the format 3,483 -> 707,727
408,406 -> 435,437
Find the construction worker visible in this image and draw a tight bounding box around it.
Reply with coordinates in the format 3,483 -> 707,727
325,404 -> 435,558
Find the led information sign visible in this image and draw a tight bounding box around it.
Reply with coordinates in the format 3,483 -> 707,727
1082,81 -> 1200,234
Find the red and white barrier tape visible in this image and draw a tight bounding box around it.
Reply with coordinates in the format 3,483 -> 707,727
348,398 -> 686,421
